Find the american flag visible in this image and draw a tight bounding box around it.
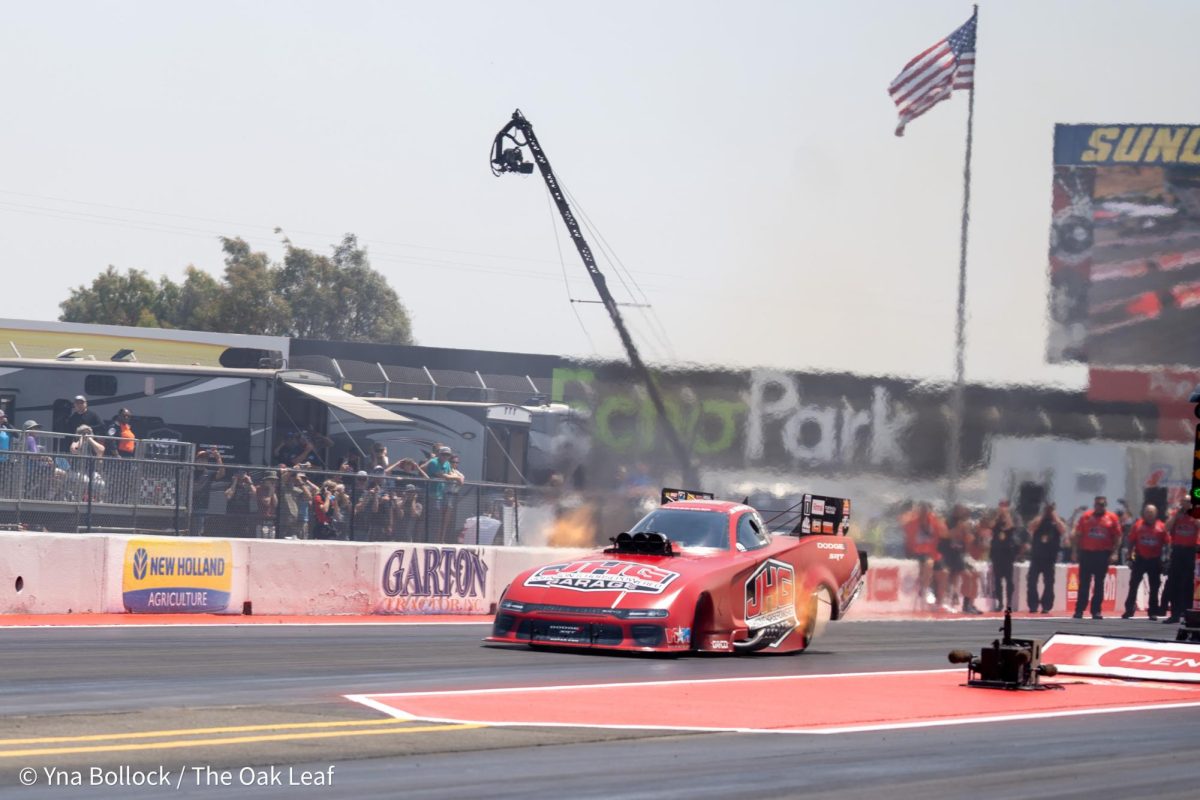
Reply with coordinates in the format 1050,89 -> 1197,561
889,12 -> 977,137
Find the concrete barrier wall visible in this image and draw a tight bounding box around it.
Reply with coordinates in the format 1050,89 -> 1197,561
0,531 -> 590,616
0,532 -> 110,613
1,531 -> 1150,618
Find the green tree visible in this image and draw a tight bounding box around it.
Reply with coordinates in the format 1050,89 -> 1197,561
215,237 -> 291,335
60,266 -> 164,327
58,235 -> 414,345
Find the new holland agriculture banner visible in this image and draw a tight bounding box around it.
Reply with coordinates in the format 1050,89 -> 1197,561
122,539 -> 233,613
1047,123 -> 1200,368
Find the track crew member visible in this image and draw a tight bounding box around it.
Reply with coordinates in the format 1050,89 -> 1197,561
1161,505 -> 1198,624
1072,496 -> 1122,619
903,502 -> 947,608
1027,503 -> 1066,614
1121,504 -> 1167,619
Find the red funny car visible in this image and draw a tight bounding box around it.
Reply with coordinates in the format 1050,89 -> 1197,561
487,490 -> 867,654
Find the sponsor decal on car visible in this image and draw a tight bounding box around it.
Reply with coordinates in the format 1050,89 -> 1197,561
524,560 -> 680,594
666,626 -> 692,645
745,558 -> 797,637
707,638 -> 731,650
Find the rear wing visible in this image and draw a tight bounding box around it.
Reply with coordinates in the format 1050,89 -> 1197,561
791,494 -> 851,536
660,487 -> 714,504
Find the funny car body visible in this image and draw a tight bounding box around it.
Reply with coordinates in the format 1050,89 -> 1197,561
486,491 -> 867,654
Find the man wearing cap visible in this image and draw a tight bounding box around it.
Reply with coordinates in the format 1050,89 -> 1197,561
20,420 -> 59,499
64,396 -> 102,447
104,408 -> 136,458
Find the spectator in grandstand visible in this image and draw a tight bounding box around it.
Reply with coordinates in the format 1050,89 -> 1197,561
278,468 -> 314,539
419,443 -> 449,474
355,474 -> 394,541
104,408 -> 136,458
1027,502 -> 1066,614
394,483 -> 425,542
368,442 -> 390,471
99,408 -> 136,503
426,446 -> 465,543
67,424 -> 107,501
1071,495 -> 1122,619
323,479 -> 351,538
273,430 -> 313,467
191,449 -> 226,536
902,502 -> 947,609
0,410 -> 10,496
386,457 -> 428,480
1122,503 -> 1167,619
20,421 -> 56,500
943,505 -> 982,614
989,502 -> 1026,612
256,473 -> 278,538
62,396 -> 102,447
223,471 -> 258,538
1161,504 -> 1198,624
311,480 -> 337,539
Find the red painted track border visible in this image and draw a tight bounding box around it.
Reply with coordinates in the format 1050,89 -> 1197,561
347,669 -> 1200,735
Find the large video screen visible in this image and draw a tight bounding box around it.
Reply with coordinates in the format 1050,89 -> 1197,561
1047,124 -> 1200,367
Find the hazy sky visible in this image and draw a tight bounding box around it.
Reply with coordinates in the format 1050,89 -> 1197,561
2,1 -> 1195,386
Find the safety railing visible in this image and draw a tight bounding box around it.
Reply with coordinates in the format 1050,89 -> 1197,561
0,430 -> 195,534
192,465 -> 541,543
0,430 -> 651,545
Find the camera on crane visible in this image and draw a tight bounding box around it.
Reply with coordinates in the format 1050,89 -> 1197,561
496,147 -> 534,174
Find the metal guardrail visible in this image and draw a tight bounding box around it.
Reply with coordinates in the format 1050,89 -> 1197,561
0,431 -> 195,534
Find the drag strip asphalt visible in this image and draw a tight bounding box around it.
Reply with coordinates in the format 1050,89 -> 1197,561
1,617 -> 1195,799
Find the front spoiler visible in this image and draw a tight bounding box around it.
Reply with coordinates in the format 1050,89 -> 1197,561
487,612 -> 693,653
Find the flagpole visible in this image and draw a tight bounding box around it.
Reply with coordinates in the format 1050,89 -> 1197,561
946,5 -> 977,507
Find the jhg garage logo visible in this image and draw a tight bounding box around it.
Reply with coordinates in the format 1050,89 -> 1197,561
745,559 -> 798,648
524,560 -> 679,593
122,539 -> 233,613
132,547 -> 149,581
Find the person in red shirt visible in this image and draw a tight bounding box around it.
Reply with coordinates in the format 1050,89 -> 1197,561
1121,503 -> 1167,619
1072,495 -> 1122,619
902,502 -> 947,609
1161,504 -> 1199,624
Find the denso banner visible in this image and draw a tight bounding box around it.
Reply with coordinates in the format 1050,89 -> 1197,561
1043,633 -> 1200,683
122,539 -> 232,613
379,545 -> 491,614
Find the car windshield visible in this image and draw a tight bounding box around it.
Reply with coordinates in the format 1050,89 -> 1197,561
629,508 -> 730,550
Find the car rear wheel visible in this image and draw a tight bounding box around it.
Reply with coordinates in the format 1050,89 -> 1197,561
732,588 -> 831,653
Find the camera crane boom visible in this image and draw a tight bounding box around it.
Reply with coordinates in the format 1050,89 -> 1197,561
490,109 -> 697,486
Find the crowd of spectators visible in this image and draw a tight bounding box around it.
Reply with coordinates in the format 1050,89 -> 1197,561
0,402 -> 518,544
892,494 -> 1197,618
186,439 -> 516,544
